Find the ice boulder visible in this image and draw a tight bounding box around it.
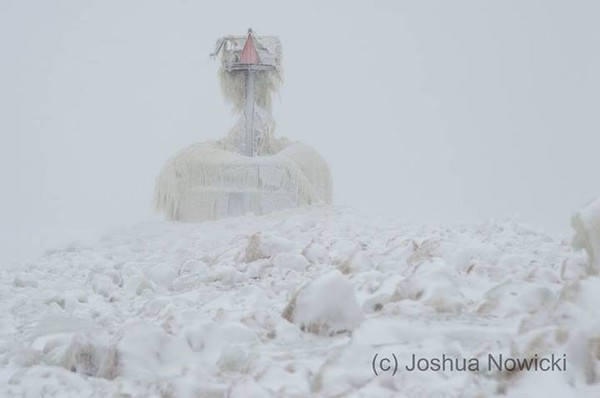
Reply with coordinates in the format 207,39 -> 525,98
244,232 -> 295,262
572,196 -> 600,274
282,271 -> 363,335
61,333 -> 108,376
183,321 -> 259,365
97,323 -> 190,379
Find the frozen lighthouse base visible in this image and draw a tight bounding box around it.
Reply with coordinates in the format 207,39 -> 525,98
155,140 -> 331,222
155,30 -> 332,222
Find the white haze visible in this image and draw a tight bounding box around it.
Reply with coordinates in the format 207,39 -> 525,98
1,0 -> 599,265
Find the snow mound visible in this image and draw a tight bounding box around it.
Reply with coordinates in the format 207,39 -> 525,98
282,270 -> 363,335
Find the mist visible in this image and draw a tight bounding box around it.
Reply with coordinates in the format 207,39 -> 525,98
1,0 -> 599,265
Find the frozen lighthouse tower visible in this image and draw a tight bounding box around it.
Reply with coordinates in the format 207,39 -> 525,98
220,29 -> 273,156
154,29 -> 332,221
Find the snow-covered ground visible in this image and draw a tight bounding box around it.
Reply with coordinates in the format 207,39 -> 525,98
1,205 -> 599,397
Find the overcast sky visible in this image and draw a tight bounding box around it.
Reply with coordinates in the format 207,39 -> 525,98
1,0 -> 599,264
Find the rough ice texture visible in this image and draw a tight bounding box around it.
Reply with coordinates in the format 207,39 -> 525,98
155,140 -> 332,221
572,195 -> 600,274
3,206 -> 600,397
219,66 -> 281,113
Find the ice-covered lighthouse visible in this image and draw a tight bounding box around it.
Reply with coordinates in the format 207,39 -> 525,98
155,29 -> 332,221
219,29 -> 273,157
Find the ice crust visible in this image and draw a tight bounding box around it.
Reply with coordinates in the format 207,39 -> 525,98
1,206 -> 599,397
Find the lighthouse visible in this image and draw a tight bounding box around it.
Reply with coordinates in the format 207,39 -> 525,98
155,29 -> 332,221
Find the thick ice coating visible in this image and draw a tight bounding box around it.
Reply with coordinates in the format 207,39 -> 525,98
155,139 -> 332,221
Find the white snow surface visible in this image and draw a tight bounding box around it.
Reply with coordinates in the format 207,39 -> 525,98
1,206 -> 600,397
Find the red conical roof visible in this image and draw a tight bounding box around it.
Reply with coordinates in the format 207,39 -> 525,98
240,31 -> 261,64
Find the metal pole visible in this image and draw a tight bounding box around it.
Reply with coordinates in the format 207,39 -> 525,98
244,68 -> 255,156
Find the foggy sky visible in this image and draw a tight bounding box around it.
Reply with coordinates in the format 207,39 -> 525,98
1,0 -> 599,264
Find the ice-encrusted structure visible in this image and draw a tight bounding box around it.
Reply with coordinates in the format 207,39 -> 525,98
572,195 -> 600,274
155,141 -> 332,221
155,30 -> 332,221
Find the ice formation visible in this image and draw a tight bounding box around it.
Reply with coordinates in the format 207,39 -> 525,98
155,30 -> 332,221
572,195 -> 600,274
3,206 -> 600,397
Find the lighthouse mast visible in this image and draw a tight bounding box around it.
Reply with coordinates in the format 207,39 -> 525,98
240,29 -> 259,156
212,29 -> 276,156
228,29 -> 273,156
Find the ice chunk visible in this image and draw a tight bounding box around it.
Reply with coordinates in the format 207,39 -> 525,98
244,232 -> 295,262
147,263 -> 178,289
61,333 -> 108,376
183,321 -> 258,365
272,253 -> 310,271
97,323 -> 190,379
282,271 -> 363,335
572,196 -> 600,274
